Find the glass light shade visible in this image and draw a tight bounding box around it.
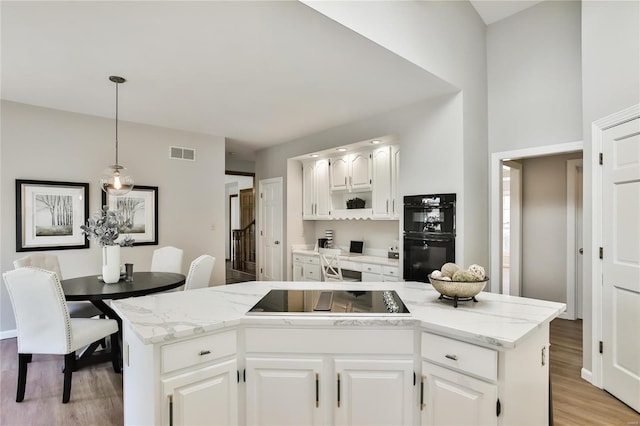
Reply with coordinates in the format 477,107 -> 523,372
100,164 -> 134,196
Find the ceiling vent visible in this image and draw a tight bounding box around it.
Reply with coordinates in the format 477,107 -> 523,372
170,146 -> 196,161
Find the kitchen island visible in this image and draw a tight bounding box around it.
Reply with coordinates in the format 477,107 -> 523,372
112,281 -> 565,426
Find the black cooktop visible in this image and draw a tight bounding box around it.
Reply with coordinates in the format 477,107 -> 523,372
246,289 -> 410,316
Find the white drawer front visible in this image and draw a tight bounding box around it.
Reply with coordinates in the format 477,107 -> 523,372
161,330 -> 236,374
361,263 -> 382,274
303,264 -> 321,280
383,266 -> 399,277
421,332 -> 497,381
293,254 -> 305,263
340,260 -> 360,272
304,256 -> 320,265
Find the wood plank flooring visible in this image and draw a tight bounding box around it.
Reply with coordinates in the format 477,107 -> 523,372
1,318 -> 638,425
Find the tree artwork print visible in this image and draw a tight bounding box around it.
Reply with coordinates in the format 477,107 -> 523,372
116,196 -> 145,234
35,194 -> 74,236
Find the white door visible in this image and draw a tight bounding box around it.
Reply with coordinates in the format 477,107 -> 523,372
334,358 -> 413,426
259,177 -> 283,281
421,362 -> 497,426
245,357 -> 323,426
602,117 -> 640,412
162,360 -> 238,426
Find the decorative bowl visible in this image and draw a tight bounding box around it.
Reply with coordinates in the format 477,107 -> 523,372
429,276 -> 489,299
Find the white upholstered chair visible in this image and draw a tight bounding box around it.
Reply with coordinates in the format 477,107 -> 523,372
3,267 -> 119,403
13,253 -> 102,318
319,248 -> 358,282
184,255 -> 216,291
150,246 -> 184,274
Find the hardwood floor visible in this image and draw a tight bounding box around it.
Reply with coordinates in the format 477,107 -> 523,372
1,318 -> 638,425
550,319 -> 639,425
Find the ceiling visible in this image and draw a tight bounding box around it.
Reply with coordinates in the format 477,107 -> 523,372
1,1 -> 455,161
470,0 -> 545,25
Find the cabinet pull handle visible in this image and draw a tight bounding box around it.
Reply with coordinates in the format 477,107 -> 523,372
420,375 -> 426,411
168,394 -> 173,426
386,200 -> 389,213
445,354 -> 458,361
344,177 -> 347,186
393,199 -> 395,213
337,373 -> 341,407
199,350 -> 211,356
315,373 -> 319,408
541,347 -> 546,366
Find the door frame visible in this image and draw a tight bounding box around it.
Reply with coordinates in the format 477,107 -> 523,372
565,159 -> 583,320
490,141 -> 583,294
257,176 -> 283,281
589,104 -> 640,388
502,160 -> 522,297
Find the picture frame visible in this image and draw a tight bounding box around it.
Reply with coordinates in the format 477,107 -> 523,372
16,179 -> 90,252
102,185 -> 158,246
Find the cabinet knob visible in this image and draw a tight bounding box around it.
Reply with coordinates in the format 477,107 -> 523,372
199,350 -> 211,356
275,241 -> 280,245
444,354 -> 458,361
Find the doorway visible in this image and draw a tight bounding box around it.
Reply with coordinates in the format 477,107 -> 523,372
258,177 -> 283,281
225,172 -> 256,281
490,142 -> 583,305
501,161 -> 522,297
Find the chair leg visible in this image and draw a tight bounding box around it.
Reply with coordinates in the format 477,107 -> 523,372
110,332 -> 121,373
16,353 -> 30,402
25,354 -> 33,363
62,352 -> 75,403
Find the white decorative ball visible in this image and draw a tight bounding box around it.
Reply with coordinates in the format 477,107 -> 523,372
468,264 -> 486,280
441,263 -> 460,278
431,270 -> 443,279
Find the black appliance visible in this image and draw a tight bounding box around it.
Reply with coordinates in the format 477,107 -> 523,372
246,290 -> 410,315
403,194 -> 456,282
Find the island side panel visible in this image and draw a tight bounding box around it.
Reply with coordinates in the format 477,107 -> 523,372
123,321 -> 161,425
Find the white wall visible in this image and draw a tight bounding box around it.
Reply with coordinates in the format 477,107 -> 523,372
1,101 -> 226,333
487,0 -> 583,153
521,152 -> 583,303
581,0 -> 640,373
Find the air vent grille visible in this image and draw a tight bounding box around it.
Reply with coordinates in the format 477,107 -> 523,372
170,146 -> 196,161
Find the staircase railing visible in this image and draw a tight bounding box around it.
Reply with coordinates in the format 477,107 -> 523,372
232,219 -> 255,272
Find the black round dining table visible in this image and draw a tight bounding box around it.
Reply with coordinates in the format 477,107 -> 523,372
60,271 -> 185,370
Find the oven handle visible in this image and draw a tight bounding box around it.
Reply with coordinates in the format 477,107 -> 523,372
404,235 -> 454,243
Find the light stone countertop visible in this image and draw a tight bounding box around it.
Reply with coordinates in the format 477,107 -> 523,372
292,249 -> 400,267
111,281 -> 566,349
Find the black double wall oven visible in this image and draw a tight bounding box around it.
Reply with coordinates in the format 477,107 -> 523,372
403,194 -> 456,282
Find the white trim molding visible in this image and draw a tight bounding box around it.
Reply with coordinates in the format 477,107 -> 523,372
564,159 -> 583,320
0,329 -> 17,340
590,103 -> 640,388
489,141 -> 583,294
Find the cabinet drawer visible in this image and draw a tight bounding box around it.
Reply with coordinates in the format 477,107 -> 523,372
383,266 -> 399,277
293,254 -> 305,263
304,256 -> 320,265
303,264 -> 321,280
361,263 -> 382,274
340,260 -> 360,272
161,330 -> 236,374
421,332 -> 497,381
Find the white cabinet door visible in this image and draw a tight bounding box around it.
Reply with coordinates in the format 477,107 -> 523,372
303,161 -> 316,219
315,159 -> 331,218
162,359 -> 238,426
349,152 -> 372,191
334,358 -> 414,426
421,361 -> 497,426
391,145 -> 400,218
246,357 -> 324,426
293,261 -> 304,281
330,156 -> 349,191
372,146 -> 392,218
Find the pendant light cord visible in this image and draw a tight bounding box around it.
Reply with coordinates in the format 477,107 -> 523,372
115,80 -> 119,166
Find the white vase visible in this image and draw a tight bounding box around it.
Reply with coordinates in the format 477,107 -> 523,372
102,245 -> 121,283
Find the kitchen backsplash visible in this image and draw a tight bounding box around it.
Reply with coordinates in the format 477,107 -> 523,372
312,220 -> 400,257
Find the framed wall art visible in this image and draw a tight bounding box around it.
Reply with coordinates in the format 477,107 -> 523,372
102,185 -> 158,246
16,179 -> 90,251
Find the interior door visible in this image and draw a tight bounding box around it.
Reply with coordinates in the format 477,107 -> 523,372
259,177 -> 283,281
602,117 -> 640,412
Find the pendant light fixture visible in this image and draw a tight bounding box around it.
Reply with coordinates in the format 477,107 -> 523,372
100,75 -> 134,196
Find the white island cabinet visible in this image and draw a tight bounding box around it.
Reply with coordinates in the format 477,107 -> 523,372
112,281 -> 565,426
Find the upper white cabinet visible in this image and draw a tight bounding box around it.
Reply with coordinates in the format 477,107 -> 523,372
391,145 -> 400,219
372,146 -> 392,218
330,152 -> 372,192
303,142 -> 398,220
303,159 -> 331,220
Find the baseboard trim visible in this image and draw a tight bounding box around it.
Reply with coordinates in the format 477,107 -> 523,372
0,329 -> 17,340
558,311 -> 574,320
581,368 -> 595,385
